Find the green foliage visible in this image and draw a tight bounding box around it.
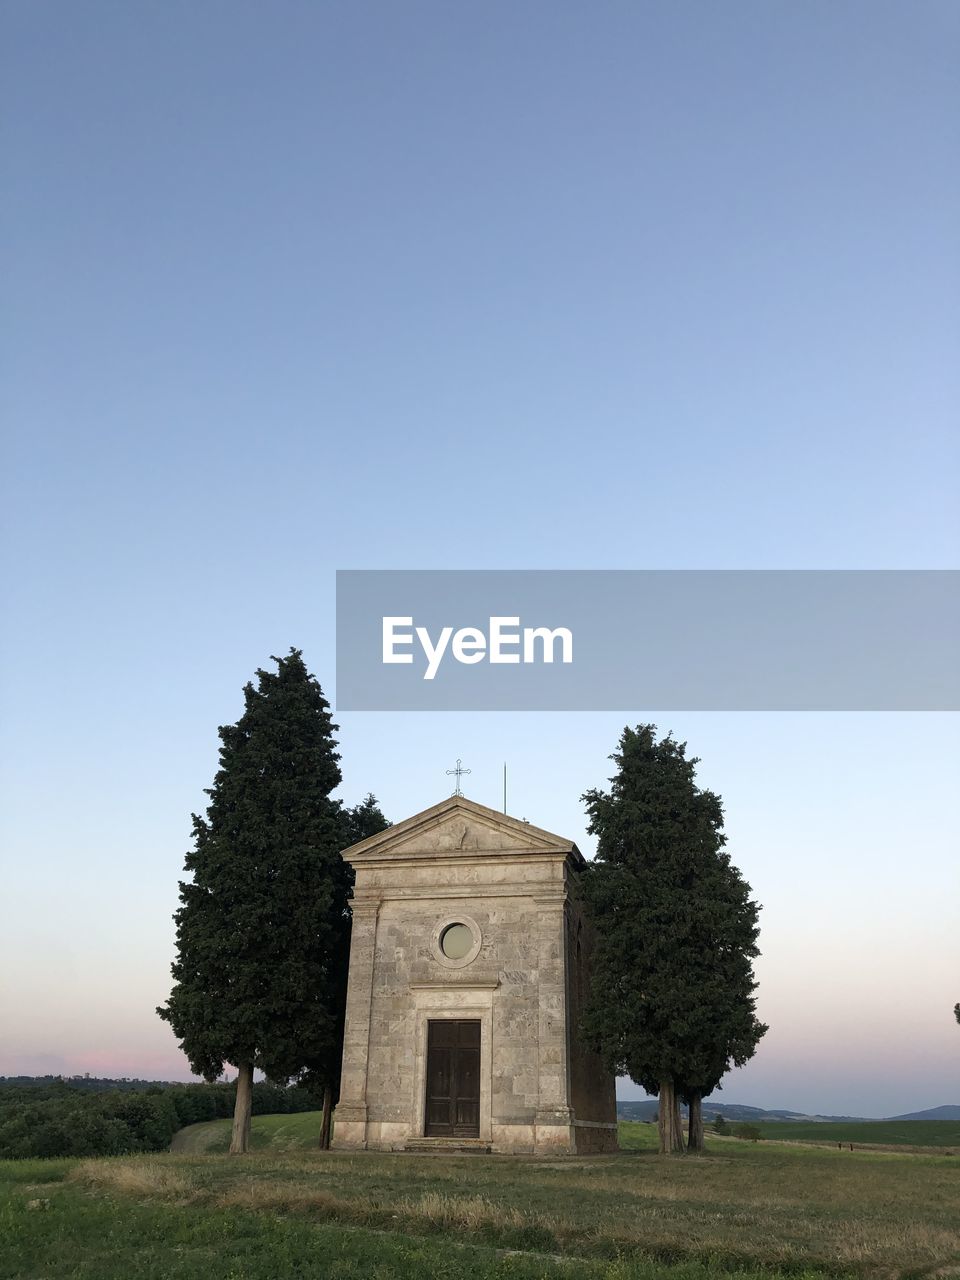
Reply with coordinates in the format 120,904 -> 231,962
157,650 -> 372,1093
713,1115 -> 729,1134
343,793 -> 392,846
579,725 -> 767,1102
0,1079 -> 315,1159
735,1123 -> 763,1142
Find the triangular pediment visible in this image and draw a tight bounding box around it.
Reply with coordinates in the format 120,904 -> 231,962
343,795 -> 582,864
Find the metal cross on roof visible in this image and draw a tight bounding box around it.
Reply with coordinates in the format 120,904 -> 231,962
446,758 -> 471,796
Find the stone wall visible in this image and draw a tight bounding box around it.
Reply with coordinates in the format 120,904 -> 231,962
332,799 -> 619,1155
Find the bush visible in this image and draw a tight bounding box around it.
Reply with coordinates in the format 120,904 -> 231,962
713,1115 -> 729,1134
735,1123 -> 762,1142
0,1077 -> 317,1159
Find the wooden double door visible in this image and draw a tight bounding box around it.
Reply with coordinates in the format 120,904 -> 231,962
425,1019 -> 481,1138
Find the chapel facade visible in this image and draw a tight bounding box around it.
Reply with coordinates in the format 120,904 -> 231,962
332,795 -> 618,1154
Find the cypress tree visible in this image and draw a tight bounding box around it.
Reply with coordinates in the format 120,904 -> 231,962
344,793 -> 392,847
580,725 -> 767,1155
673,854 -> 768,1153
157,649 -> 352,1154
307,792 -> 390,1148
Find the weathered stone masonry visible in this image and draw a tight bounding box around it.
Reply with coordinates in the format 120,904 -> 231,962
332,796 -> 618,1154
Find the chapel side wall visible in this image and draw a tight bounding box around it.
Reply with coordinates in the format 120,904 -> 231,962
330,890 -> 380,1148
565,871 -> 619,1148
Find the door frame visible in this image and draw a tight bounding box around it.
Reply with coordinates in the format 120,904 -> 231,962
409,982 -> 496,1142
424,1018 -> 482,1137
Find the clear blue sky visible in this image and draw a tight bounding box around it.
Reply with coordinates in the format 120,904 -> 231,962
2,2 -> 957,1116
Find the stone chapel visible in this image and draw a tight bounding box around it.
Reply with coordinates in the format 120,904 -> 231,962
332,795 -> 618,1154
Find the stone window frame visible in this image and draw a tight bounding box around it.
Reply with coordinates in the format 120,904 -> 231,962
431,914 -> 483,969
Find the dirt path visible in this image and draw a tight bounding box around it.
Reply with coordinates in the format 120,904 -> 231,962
169,1119 -> 231,1153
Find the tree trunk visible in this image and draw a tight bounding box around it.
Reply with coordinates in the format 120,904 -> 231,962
672,1089 -> 683,1151
657,1079 -> 684,1154
229,1062 -> 253,1155
318,1085 -> 333,1149
687,1091 -> 704,1154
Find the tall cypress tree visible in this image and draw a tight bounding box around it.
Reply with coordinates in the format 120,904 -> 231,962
344,793 -> 392,847
673,850 -> 768,1153
305,791 -> 390,1148
580,725 -> 767,1155
157,649 -> 352,1154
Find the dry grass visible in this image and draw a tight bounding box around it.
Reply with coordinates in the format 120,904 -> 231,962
55,1136 -> 960,1277
215,1177 -> 545,1234
69,1157 -> 194,1198
397,1190 -> 543,1233
216,1176 -> 362,1217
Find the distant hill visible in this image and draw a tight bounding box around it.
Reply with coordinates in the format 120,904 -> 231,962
617,1099 -> 960,1123
887,1105 -> 960,1122
617,1100 -> 869,1123
0,1074 -> 187,1094
617,1100 -> 659,1121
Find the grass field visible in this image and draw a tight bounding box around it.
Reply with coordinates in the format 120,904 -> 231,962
171,1110 -> 324,1155
751,1120 -> 960,1151
2,1119 -> 958,1280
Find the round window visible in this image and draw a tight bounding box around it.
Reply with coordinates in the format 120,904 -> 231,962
439,922 -> 474,960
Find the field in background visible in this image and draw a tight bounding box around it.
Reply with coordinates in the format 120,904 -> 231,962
750,1119 -> 959,1150
2,1120 -> 959,1279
